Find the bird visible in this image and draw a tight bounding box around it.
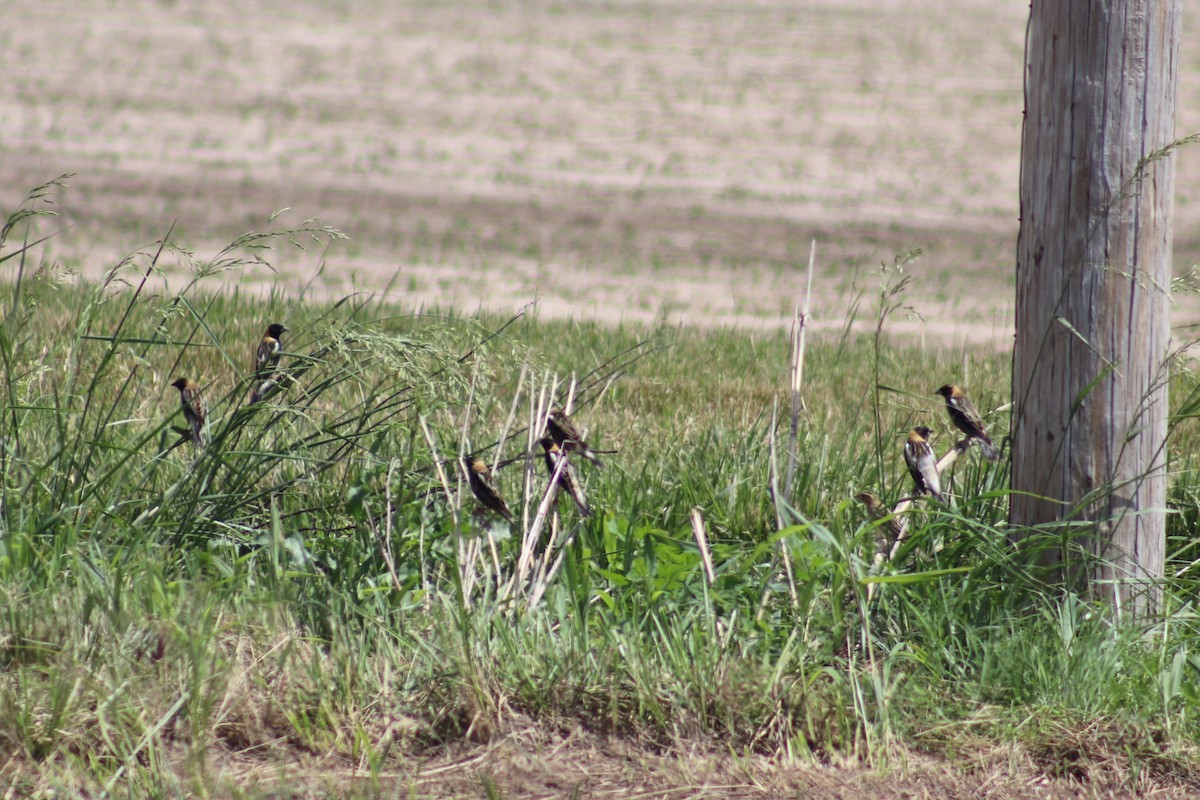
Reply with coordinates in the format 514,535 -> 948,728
854,491 -> 906,553
250,323 -> 288,404
465,457 -> 514,523
540,436 -> 592,517
935,384 -> 1000,461
171,377 -> 207,447
903,426 -> 944,501
545,407 -> 604,469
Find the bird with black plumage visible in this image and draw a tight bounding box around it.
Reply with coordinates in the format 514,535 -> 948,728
464,456 -> 514,524
171,377 -> 207,448
903,425 -> 944,502
539,435 -> 592,518
249,323 -> 288,404
935,384 -> 1000,461
545,407 -> 604,469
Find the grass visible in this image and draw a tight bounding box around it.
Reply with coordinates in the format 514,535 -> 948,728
3,179 -> 1200,797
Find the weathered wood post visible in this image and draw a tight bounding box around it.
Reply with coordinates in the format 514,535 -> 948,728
1011,1 -> 1181,617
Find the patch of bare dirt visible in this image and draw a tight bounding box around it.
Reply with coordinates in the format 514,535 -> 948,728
9,723 -> 1196,799
3,0 -> 1198,343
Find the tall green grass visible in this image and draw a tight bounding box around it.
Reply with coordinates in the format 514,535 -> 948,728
3,178 -> 1200,796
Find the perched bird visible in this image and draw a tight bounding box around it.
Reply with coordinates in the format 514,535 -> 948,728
540,436 -> 592,517
171,377 -> 207,447
465,457 -> 514,523
935,384 -> 1000,461
903,426 -> 944,501
854,491 -> 906,553
250,323 -> 289,404
546,408 -> 604,469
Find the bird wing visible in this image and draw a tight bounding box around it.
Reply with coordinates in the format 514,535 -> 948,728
256,337 -> 282,371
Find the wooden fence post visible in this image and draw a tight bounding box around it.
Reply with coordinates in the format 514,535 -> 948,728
1011,0 -> 1181,616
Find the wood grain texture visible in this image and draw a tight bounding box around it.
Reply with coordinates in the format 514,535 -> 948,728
1012,0 -> 1180,616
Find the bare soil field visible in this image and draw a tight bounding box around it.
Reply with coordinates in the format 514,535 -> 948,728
9,722 -> 1198,799
3,0 -> 1198,345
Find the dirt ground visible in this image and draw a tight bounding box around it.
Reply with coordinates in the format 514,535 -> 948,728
153,724 -> 1200,799
3,0 -> 1198,346
9,722 -> 1197,799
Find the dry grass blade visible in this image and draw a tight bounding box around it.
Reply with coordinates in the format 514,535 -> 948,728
513,454 -> 568,590
767,396 -> 799,608
690,507 -> 716,585
785,238 -> 816,499
421,414 -> 483,597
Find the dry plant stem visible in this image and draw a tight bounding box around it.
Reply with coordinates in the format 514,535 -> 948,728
421,415 -> 474,593
513,376 -> 563,589
785,306 -> 801,496
501,371 -> 551,601
589,372 -> 620,419
564,373 -> 578,415
420,415 -> 458,528
494,360 -> 528,473
464,538 -> 483,597
516,454 -> 570,587
483,362 -> 527,579
770,397 -> 784,532
519,371 -> 545,531
528,516 -> 582,611
459,360 -> 479,461
531,512 -> 564,601
460,365 -> 501,578
381,459 -> 402,591
767,397 -> 800,608
690,507 -> 716,585
534,512 -> 557,586
419,517 -> 431,610
785,239 -> 816,499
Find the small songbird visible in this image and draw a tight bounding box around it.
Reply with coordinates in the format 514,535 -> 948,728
256,323 -> 288,371
540,436 -> 592,517
171,377 -> 207,447
935,384 -> 1000,461
855,491 -> 906,554
904,426 -> 943,501
546,407 -> 604,468
465,457 -> 514,523
250,323 -> 289,404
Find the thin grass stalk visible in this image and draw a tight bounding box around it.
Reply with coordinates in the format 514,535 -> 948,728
569,338 -> 664,409
518,371 -> 545,535
527,515 -> 583,612
70,242 -> 174,511
381,459 -> 402,591
690,507 -> 716,585
785,239 -> 816,501
564,373 -> 578,415
533,509 -> 560,585
457,363 -> 503,579
420,415 -> 470,606
493,360 -> 528,473
458,360 -> 480,460
515,453 -> 569,588
785,307 -> 801,498
505,371 -> 555,597
767,397 -> 799,607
